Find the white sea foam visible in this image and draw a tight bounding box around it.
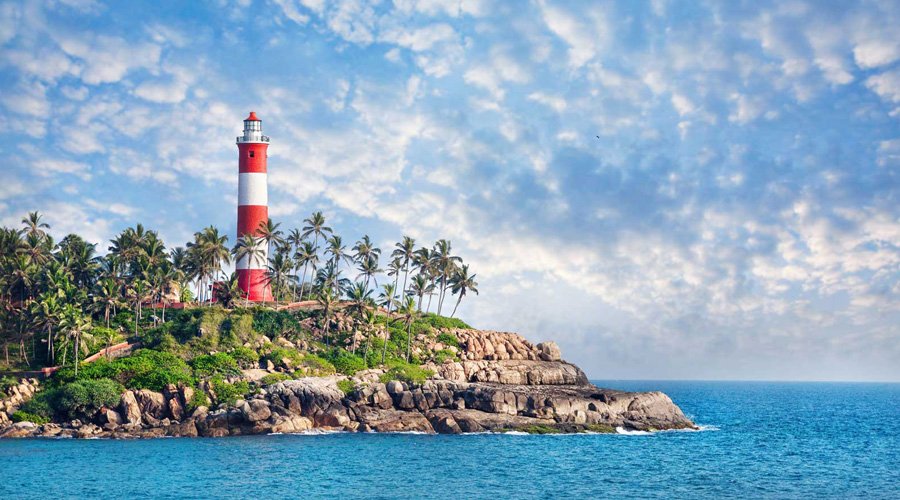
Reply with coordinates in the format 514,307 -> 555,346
615,427 -> 652,435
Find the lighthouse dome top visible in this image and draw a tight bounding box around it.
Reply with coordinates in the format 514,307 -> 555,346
237,111 -> 269,144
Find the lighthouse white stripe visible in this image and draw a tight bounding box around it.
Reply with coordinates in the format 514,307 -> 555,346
236,249 -> 269,271
238,172 -> 268,206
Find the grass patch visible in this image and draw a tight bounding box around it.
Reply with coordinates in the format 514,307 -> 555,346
336,379 -> 356,395
260,372 -> 294,385
378,361 -> 434,385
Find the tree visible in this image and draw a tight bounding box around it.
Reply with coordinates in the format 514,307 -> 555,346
301,211 -> 332,264
58,304 -> 92,376
20,211 -> 50,239
408,274 -> 433,312
232,235 -> 266,301
386,257 -> 402,313
431,240 -> 461,315
287,228 -> 305,301
127,279 -> 151,337
395,296 -> 418,362
316,288 -> 339,346
378,283 -> 398,314
355,254 -> 382,294
294,241 -> 318,301
448,265 -> 478,318
256,218 -> 284,257
392,236 -> 416,300
92,278 -> 123,329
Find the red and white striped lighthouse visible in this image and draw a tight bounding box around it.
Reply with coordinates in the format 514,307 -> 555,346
236,111 -> 274,302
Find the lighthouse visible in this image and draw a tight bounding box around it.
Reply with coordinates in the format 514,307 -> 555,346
236,111 -> 274,302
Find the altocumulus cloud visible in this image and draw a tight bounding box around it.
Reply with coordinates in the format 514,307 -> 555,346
0,0 -> 897,381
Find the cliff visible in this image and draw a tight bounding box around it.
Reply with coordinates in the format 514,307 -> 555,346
0,328 -> 695,438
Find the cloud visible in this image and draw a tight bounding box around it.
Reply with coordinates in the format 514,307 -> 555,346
866,69 -> 900,103
55,33 -> 161,85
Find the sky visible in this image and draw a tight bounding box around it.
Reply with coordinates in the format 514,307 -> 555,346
0,0 -> 898,381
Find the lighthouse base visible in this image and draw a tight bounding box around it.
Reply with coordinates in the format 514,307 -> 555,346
237,269 -> 275,302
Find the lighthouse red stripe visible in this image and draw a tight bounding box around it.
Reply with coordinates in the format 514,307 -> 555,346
238,144 -> 269,173
237,205 -> 268,236
237,269 -> 274,302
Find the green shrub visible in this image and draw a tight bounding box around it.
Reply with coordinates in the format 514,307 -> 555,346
336,379 -> 356,395
433,349 -> 458,364
11,410 -> 50,425
251,309 -> 302,338
260,372 -> 293,385
265,347 -> 304,368
421,314 -> 470,330
186,389 -> 209,412
323,349 -> 366,375
191,353 -> 240,377
436,332 -> 459,348
378,361 -> 434,385
221,313 -> 256,348
19,390 -> 56,419
298,354 -> 335,375
210,378 -> 250,407
55,378 -> 124,420
55,350 -> 194,392
230,346 -> 260,369
0,376 -> 16,392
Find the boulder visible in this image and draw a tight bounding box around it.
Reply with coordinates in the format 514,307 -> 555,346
134,390 -> 167,420
118,391 -> 142,425
0,422 -> 37,438
270,415 -> 313,434
242,400 -> 272,422
536,342 -> 561,361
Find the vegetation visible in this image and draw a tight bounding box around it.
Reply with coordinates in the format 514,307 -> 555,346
260,372 -> 293,385
378,361 -> 434,384
0,210 -> 482,422
11,410 -> 49,425
336,379 -> 356,395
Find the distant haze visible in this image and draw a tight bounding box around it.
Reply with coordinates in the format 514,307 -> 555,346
1,1 -> 897,381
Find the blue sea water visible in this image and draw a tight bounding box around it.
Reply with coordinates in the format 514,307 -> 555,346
1,381 -> 898,499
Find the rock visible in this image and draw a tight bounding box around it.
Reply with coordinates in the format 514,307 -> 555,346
76,423 -> 101,438
99,407 -> 122,427
134,390 -> 167,420
270,415 -> 313,434
427,410 -> 462,434
119,391 -> 142,425
536,342 -> 561,361
0,422 -> 37,438
165,420 -> 198,438
242,400 -> 272,422
265,359 -> 275,371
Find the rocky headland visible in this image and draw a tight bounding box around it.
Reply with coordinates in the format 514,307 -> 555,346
0,328 -> 695,438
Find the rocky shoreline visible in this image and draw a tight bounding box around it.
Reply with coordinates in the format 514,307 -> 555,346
0,329 -> 696,439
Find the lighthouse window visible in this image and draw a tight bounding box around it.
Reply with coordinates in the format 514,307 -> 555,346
249,150 -> 255,158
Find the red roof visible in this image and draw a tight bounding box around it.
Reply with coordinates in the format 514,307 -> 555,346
246,111 -> 260,121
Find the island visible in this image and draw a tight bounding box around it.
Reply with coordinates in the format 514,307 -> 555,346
1,211 -> 694,438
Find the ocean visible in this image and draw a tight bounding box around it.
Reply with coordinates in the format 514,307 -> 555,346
1,380 -> 898,499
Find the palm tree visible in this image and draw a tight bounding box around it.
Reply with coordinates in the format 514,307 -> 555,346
127,279 -> 151,337
356,254 -> 382,294
346,282 -> 374,323
392,236 -> 416,299
256,218 -> 284,256
232,235 -> 265,301
20,211 -> 50,239
325,235 -> 353,270
31,292 -> 61,364
395,296 -> 418,362
93,278 -> 123,329
316,288 -> 339,346
59,304 -> 92,376
294,241 -> 318,301
378,283 -> 398,314
386,257 -> 402,313
448,265 -> 478,318
287,228 -> 305,301
301,211 -> 332,245
408,274 -> 433,312
267,249 -> 295,302
353,235 -> 380,264
431,240 -> 462,315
